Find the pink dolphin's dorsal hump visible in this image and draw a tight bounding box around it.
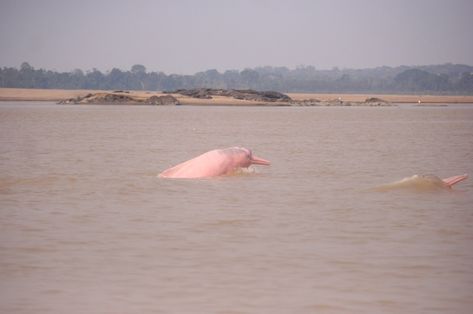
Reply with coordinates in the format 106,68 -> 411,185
158,147 -> 270,179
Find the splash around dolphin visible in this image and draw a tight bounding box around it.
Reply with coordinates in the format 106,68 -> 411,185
375,174 -> 468,192
158,147 -> 270,179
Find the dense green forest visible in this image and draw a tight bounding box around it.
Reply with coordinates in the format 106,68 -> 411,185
1,62 -> 472,94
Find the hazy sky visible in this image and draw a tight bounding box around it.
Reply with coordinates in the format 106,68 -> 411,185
1,0 -> 472,74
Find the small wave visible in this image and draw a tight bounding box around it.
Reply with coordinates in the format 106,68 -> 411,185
230,167 -> 257,176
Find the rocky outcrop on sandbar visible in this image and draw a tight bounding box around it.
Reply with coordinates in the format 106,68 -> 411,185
363,97 -> 392,106
144,95 -> 180,105
290,97 -> 394,106
289,99 -> 321,106
290,98 -> 353,106
58,92 -> 180,105
167,88 -> 292,102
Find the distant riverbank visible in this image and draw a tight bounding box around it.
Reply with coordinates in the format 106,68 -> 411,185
1,88 -> 473,105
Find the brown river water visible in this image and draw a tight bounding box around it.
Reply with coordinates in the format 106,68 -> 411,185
1,102 -> 472,313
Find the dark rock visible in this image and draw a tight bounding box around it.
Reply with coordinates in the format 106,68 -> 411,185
58,92 -> 180,105
290,98 -> 321,106
365,97 -> 387,103
364,97 -> 392,106
100,93 -> 135,102
167,88 -> 292,102
60,92 -> 135,104
144,95 -> 180,105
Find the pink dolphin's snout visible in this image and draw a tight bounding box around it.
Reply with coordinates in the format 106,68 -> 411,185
442,174 -> 468,187
250,155 -> 271,166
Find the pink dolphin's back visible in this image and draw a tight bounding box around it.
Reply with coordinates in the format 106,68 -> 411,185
158,147 -> 270,179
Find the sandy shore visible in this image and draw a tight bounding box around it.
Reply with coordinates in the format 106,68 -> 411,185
0,88 -> 262,105
1,88 -> 472,104
287,93 -> 473,104
0,88 -> 152,102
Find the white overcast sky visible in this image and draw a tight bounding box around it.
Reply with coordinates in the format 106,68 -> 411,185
1,0 -> 472,74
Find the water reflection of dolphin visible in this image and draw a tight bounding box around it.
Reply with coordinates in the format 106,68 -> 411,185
158,147 -> 271,179
375,174 -> 468,192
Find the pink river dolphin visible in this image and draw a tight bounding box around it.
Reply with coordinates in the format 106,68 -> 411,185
375,174 -> 468,191
158,147 -> 271,179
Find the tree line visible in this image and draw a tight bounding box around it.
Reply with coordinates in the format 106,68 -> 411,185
1,62 -> 472,94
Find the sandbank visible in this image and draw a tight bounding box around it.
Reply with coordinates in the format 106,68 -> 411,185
1,88 -> 472,105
